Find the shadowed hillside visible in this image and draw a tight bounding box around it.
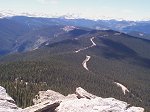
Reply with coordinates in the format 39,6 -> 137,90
0,30 -> 150,111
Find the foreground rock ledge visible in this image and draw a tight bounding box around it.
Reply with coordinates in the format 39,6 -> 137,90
0,86 -> 22,112
0,86 -> 144,112
24,87 -> 144,112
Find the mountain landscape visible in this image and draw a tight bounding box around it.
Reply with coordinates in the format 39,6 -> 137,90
0,0 -> 150,112
0,15 -> 150,55
0,15 -> 150,111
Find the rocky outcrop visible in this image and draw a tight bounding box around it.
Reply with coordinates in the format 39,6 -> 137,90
56,97 -> 144,112
22,90 -> 65,112
33,90 -> 65,105
0,86 -> 144,112
23,87 -> 144,112
0,86 -> 22,112
75,87 -> 97,99
22,100 -> 60,112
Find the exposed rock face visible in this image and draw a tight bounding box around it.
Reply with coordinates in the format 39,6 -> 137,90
0,86 -> 22,112
23,90 -> 65,112
22,100 -> 60,112
33,90 -> 65,105
0,86 -> 144,112
23,87 -> 144,112
56,98 -> 144,112
75,87 -> 97,99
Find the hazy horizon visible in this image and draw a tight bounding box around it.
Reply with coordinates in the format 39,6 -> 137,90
0,0 -> 150,20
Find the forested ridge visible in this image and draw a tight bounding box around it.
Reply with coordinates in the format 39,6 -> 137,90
0,30 -> 150,111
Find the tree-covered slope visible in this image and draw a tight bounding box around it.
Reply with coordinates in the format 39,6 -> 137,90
0,30 -> 150,111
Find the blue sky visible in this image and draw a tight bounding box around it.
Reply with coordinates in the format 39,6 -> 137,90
0,0 -> 150,20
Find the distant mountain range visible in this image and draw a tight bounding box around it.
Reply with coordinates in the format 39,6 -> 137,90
0,11 -> 150,111
0,12 -> 150,55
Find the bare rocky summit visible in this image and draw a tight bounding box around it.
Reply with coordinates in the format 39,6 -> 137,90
23,87 -> 144,112
0,86 -> 144,112
0,86 -> 22,112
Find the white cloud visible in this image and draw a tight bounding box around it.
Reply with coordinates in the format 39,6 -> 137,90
37,0 -> 59,4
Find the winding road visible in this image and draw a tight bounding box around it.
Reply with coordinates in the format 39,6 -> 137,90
75,37 -> 96,53
114,82 -> 129,95
114,82 -> 142,101
75,35 -> 142,100
82,55 -> 91,71
74,37 -> 96,71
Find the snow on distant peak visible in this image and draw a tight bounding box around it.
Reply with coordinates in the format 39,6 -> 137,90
59,13 -> 81,20
0,10 -> 150,21
0,10 -> 57,18
0,10 -> 17,18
